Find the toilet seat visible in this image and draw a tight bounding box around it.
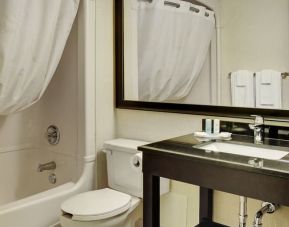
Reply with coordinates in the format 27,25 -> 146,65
61,188 -> 132,221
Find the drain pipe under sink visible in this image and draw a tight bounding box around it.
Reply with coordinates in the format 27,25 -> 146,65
239,196 -> 248,227
253,202 -> 279,227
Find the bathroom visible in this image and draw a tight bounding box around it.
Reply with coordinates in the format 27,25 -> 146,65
1,0 -> 289,227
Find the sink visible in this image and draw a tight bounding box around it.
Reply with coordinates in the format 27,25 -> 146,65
197,142 -> 289,160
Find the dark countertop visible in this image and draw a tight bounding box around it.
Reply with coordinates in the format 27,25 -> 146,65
138,134 -> 289,179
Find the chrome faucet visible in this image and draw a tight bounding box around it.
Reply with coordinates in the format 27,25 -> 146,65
37,161 -> 56,172
249,115 -> 265,144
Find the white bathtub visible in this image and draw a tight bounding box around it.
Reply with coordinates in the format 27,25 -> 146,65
0,149 -> 95,227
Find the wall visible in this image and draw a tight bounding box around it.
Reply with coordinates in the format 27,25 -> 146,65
94,0 -> 116,188
38,17 -> 80,182
220,0 -> 289,108
0,97 -> 42,151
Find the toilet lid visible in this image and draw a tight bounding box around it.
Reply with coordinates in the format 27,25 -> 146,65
61,188 -> 132,221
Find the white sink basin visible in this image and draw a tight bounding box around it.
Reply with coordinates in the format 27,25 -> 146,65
198,142 -> 289,160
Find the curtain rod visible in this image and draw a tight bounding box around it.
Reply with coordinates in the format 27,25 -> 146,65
182,0 -> 212,11
228,72 -> 289,79
139,0 -> 212,11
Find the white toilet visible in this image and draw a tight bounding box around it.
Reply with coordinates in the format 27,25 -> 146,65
60,138 -> 169,227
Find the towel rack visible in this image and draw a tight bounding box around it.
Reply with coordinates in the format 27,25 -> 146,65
228,72 -> 254,78
281,72 -> 289,79
228,72 -> 289,79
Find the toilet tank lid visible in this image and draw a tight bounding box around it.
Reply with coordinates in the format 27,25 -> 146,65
104,138 -> 149,153
61,188 -> 132,221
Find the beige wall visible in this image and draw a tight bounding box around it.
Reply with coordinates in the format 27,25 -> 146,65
94,0 -> 116,188
95,0 -> 289,226
220,0 -> 289,107
40,17 -> 79,162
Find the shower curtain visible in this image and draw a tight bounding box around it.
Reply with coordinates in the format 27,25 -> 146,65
137,0 -> 215,102
0,0 -> 80,115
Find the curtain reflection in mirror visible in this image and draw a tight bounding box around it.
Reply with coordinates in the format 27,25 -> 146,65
136,0 -> 215,102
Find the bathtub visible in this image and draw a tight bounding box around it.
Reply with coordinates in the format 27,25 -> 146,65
0,148 -> 95,227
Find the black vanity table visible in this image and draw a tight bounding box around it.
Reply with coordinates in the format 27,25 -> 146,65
139,133 -> 289,227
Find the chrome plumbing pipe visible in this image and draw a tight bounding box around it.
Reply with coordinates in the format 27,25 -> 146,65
239,196 -> 248,227
253,202 -> 279,227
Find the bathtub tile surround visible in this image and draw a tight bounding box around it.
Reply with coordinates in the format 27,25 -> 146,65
0,148 -> 77,206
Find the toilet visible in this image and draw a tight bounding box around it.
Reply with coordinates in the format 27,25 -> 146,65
60,138 -> 170,227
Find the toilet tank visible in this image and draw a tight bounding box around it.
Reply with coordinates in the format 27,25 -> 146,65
104,138 -> 169,198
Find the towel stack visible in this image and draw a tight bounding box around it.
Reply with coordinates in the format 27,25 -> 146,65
230,70 -> 255,107
230,70 -> 282,109
255,70 -> 282,109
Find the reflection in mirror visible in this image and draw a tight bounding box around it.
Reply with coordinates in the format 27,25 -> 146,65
123,0 -> 289,110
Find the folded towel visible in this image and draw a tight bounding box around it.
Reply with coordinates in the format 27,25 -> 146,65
236,74 -> 246,87
261,71 -> 272,85
255,70 -> 282,109
231,70 -> 255,107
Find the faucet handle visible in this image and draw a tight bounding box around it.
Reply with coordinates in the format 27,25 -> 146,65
251,115 -> 264,125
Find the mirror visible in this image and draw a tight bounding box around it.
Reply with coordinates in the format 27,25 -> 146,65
116,0 -> 289,117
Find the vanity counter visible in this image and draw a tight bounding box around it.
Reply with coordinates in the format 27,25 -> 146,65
139,134 -> 289,179
139,134 -> 289,227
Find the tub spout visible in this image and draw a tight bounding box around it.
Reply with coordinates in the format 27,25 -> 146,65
38,161 -> 56,172
253,202 -> 279,227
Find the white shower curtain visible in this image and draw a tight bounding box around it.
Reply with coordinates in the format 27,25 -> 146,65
0,0 -> 80,115
137,0 -> 215,102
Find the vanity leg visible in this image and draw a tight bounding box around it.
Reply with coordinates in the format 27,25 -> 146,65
143,172 -> 160,227
200,187 -> 213,222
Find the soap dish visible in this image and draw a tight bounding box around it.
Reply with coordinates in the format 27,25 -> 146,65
194,132 -> 232,140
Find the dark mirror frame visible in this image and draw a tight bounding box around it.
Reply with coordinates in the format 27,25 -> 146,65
115,0 -> 289,119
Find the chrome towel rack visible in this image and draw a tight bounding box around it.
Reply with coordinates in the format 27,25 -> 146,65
281,72 -> 289,79
228,72 -> 289,79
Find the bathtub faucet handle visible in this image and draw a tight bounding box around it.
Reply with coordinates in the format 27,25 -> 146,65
46,125 -> 60,145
